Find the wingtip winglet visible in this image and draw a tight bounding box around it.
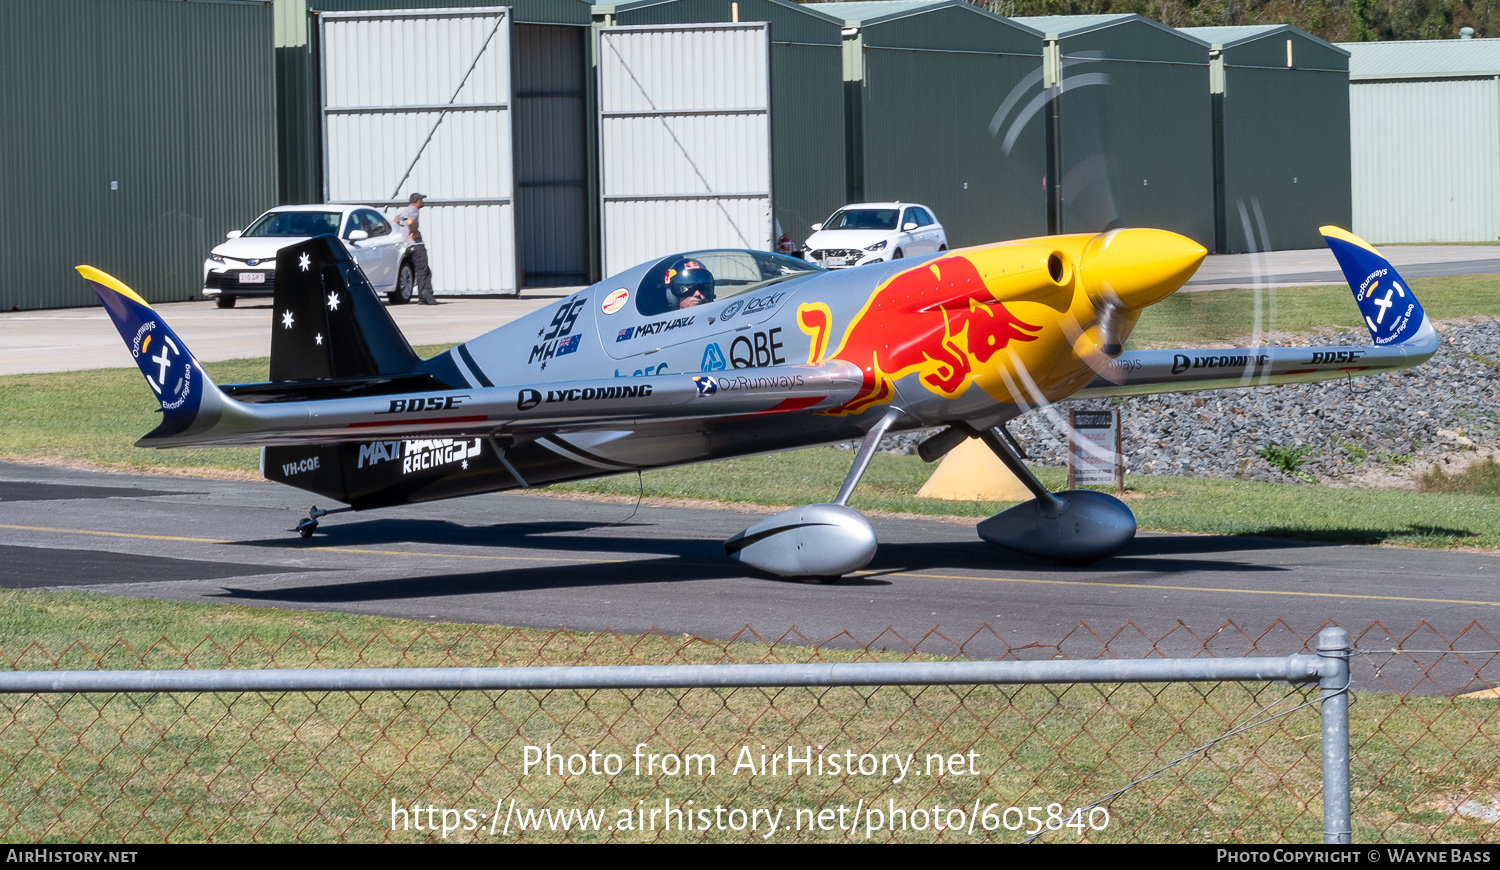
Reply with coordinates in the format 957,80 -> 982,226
1319,225 -> 1386,258
1319,226 -> 1429,348
75,265 -> 152,308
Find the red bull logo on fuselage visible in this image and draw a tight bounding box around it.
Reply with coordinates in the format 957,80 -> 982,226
798,253 -> 1044,416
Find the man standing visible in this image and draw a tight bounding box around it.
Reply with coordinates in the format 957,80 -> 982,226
396,192 -> 437,305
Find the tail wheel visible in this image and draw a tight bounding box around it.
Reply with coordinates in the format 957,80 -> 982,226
389,261 -> 415,304
215,296 -> 236,309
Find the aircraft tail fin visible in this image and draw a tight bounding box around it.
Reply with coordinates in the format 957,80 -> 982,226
1320,226 -> 1432,347
76,266 -> 230,441
269,235 -> 423,382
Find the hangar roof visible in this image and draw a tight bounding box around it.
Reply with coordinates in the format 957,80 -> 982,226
1341,38 -> 1500,80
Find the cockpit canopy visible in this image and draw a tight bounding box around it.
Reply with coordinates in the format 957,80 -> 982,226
636,249 -> 823,316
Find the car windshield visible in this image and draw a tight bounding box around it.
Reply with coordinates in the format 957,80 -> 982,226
242,211 -> 343,238
636,250 -> 824,316
822,208 -> 899,231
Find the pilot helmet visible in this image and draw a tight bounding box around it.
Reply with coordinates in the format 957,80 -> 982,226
666,259 -> 715,306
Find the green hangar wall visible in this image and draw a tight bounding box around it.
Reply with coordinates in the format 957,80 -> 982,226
1014,14 -> 1215,249
1182,26 -> 1351,254
3,0 -> 277,310
812,1 -> 1047,247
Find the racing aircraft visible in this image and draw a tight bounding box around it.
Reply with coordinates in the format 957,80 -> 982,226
79,224 -> 1434,579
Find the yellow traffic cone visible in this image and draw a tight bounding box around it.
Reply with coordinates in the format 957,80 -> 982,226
916,437 -> 1034,502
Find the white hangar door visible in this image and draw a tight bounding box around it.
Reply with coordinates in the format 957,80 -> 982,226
320,7 -> 517,294
597,23 -> 773,277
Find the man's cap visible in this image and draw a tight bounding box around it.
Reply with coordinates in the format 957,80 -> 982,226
408,193 -> 426,203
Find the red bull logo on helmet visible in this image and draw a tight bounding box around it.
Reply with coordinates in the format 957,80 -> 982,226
799,254 -> 1042,416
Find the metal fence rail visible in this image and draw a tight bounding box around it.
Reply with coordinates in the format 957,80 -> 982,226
0,621 -> 1494,843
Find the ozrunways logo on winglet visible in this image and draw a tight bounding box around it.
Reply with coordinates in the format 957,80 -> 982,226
1324,232 -> 1425,347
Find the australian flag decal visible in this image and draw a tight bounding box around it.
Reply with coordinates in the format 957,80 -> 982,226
616,327 -> 635,343
557,335 -> 581,356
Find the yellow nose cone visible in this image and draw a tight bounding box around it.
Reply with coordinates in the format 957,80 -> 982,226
1079,228 -> 1207,311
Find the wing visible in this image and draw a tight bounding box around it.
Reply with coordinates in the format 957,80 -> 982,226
1073,226 -> 1438,398
76,265 -> 864,449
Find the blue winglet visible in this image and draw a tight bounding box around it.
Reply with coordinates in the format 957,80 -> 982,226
77,266 -> 208,437
1320,226 -> 1427,347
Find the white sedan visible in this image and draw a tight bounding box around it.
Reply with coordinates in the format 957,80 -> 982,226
802,202 -> 947,269
202,204 -> 417,307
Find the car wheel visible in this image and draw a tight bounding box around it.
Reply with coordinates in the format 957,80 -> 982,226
389,262 -> 415,305
215,296 -> 236,309
892,248 -> 903,260
938,244 -> 947,251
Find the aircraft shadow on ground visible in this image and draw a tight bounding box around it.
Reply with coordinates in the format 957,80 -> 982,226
208,515 -> 1333,606
236,516 -> 1282,576
871,540 -> 1283,576
213,546 -> 893,603
1239,525 -> 1479,547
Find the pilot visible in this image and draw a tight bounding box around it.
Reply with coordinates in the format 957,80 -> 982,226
666,260 -> 715,310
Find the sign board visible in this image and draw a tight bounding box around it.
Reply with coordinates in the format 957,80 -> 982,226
1067,409 -> 1123,493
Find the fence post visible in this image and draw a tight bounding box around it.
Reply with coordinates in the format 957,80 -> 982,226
1318,626 -> 1352,844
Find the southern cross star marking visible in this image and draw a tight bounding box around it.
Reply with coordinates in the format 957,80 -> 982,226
282,310 -> 295,329
461,460 -> 469,470
298,253 -> 311,272
315,333 -> 323,346
327,291 -> 340,311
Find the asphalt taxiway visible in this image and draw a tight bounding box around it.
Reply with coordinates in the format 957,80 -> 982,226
3,462 -> 1495,692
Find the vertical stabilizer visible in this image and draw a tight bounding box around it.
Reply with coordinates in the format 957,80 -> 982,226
269,236 -> 422,382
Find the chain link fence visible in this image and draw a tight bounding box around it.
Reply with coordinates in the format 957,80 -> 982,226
0,620 -> 1495,843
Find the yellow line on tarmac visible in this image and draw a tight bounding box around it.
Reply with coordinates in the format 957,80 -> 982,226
0,524 -> 624,565
888,571 -> 1500,608
0,524 -> 229,544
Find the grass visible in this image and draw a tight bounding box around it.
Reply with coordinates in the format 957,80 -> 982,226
0,588 -> 1493,843
1421,459 -> 1500,497
1126,274 -> 1500,347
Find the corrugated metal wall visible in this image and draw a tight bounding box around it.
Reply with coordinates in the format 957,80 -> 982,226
847,5 -> 1046,246
3,0 -> 276,310
607,0 -> 846,252
597,24 -> 772,276
1350,77 -> 1500,243
1182,27 -> 1351,253
275,1 -> 591,207
321,8 -> 518,293
1218,66 -> 1350,252
1020,17 -> 1215,248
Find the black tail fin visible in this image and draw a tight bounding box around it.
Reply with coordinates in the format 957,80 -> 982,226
270,235 -> 423,382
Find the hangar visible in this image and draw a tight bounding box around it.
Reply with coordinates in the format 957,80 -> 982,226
1011,14 -> 1215,249
8,1 -> 1370,308
1181,25 -> 1351,254
808,1 -> 1046,247
1341,37 -> 1500,243
4,0 -> 276,309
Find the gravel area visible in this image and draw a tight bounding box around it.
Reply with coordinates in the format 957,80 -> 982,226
858,319 -> 1500,486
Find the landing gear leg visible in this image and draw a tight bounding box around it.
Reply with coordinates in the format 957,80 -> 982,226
293,504 -> 353,538
974,425 -> 1135,563
725,410 -> 900,579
